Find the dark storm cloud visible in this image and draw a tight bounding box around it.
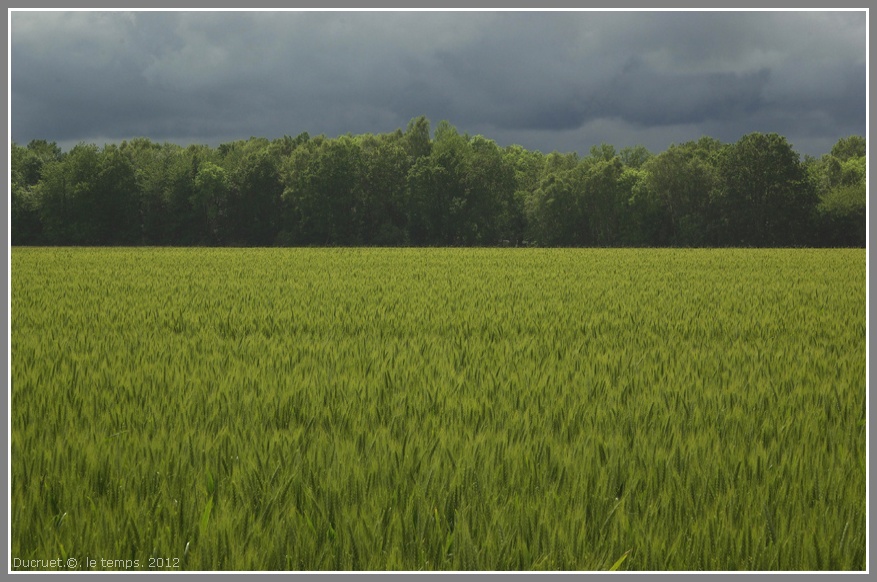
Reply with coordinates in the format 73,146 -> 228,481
10,10 -> 866,156
596,58 -> 771,127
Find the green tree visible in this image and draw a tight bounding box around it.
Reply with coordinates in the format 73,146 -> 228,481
18,139 -> 63,187
578,156 -> 626,246
404,116 -> 432,160
816,184 -> 865,246
406,121 -> 469,245
503,145 -> 545,246
35,143 -> 138,245
810,136 -> 866,246
619,145 -> 653,169
715,133 -> 816,246
192,161 -> 230,244
406,155 -> 448,245
121,137 -> 185,244
617,166 -> 659,246
638,138 -> 722,246
227,143 -> 284,246
458,135 -> 516,245
9,126 -> 862,248
154,144 -> 208,245
284,136 -> 364,245
94,144 -> 139,244
35,144 -> 99,244
542,151 -> 579,175
358,131 -> 411,245
589,143 -> 616,162
530,171 -> 583,246
11,142 -> 49,244
830,135 -> 866,162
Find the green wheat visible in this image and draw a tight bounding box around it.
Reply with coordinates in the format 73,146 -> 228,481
10,248 -> 866,571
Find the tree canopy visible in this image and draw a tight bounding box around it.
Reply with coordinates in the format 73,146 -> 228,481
10,118 -> 866,247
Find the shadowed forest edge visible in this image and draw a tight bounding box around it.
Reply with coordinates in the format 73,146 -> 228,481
11,117 -> 866,248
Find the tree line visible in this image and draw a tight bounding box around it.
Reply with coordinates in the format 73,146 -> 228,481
10,117 -> 866,247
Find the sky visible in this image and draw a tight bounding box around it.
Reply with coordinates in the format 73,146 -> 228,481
9,10 -> 868,158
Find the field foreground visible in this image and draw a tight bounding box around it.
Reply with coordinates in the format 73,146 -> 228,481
10,248 -> 867,571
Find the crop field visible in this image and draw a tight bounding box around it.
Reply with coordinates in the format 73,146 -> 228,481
10,247 -> 867,571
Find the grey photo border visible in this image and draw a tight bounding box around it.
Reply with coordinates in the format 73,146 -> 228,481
3,2 -> 871,580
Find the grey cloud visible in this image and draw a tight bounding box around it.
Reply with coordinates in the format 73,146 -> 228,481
10,10 -> 866,157
597,60 -> 772,127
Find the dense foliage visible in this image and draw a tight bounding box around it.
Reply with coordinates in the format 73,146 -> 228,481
10,119 -> 865,247
12,248 -> 866,570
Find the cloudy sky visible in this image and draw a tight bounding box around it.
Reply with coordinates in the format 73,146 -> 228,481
10,10 -> 867,157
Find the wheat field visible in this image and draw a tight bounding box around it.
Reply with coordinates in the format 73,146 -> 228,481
10,248 -> 867,571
